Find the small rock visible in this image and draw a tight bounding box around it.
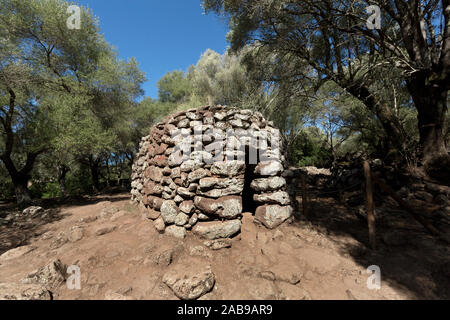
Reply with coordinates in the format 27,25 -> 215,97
41,231 -> 54,240
78,215 -> 97,224
174,195 -> 184,203
193,220 -> 241,240
258,271 -> 276,281
189,246 -> 212,258
68,226 -> 84,243
160,200 -> 179,224
110,210 -> 128,222
152,249 -> 173,266
188,213 -> 198,227
197,213 -> 210,220
104,290 -> 135,300
153,217 -> 166,233
22,206 -> 44,216
175,212 -> 189,226
94,225 -> 116,236
203,238 -> 232,250
20,259 -> 67,290
49,232 -> 68,249
99,206 -> 120,219
165,225 -> 187,239
145,208 -> 161,220
179,200 -> 195,214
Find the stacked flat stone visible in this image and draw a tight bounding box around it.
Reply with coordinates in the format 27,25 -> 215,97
131,105 -> 294,240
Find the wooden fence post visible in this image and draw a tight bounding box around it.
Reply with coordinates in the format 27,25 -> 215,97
363,161 -> 377,250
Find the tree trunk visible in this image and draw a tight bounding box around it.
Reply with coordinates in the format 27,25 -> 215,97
105,161 -> 111,187
408,75 -> 449,181
57,165 -> 69,197
90,164 -> 100,192
13,176 -> 32,209
0,152 -> 39,208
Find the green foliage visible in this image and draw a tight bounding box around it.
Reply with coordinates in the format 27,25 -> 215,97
0,0 -> 146,201
289,128 -> 332,168
158,71 -> 192,103
202,0 -> 450,168
64,166 -> 94,195
40,182 -> 62,199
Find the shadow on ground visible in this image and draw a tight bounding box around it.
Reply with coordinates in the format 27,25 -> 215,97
0,192 -> 131,256
291,186 -> 450,300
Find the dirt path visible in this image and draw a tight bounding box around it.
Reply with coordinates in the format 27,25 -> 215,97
0,192 -> 448,300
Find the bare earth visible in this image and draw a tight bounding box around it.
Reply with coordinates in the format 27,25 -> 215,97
0,192 -> 448,300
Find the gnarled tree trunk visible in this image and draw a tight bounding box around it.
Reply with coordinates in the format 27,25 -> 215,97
408,74 -> 449,181
13,176 -> 32,208
0,153 -> 38,209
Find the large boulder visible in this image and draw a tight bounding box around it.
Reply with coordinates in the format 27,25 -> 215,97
193,220 -> 241,240
210,161 -> 245,177
254,191 -> 291,206
188,168 -> 209,183
251,177 -> 286,192
165,225 -> 187,239
254,161 -> 283,177
160,200 -> 179,224
145,166 -> 163,182
163,264 -> 215,300
148,196 -> 164,211
194,196 -> 242,219
255,205 -> 292,229
197,185 -> 244,198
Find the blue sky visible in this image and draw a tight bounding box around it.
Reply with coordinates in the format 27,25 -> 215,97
75,0 -> 228,99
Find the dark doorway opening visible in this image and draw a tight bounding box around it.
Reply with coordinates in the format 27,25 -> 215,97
242,145 -> 259,213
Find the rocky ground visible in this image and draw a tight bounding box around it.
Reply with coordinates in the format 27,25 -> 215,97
0,183 -> 449,300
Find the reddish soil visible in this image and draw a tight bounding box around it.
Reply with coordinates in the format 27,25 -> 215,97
0,191 -> 448,300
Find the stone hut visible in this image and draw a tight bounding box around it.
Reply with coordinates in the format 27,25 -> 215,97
131,105 -> 294,240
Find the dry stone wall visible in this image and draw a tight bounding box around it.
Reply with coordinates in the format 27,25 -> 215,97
131,105 -> 294,240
